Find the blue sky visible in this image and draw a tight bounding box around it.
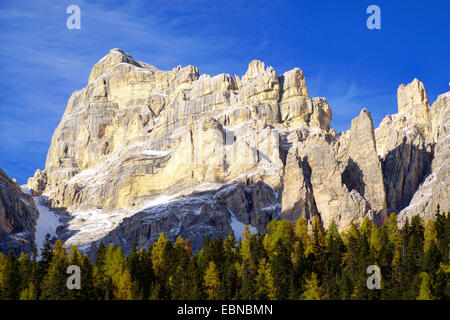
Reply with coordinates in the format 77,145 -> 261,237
0,0 -> 449,184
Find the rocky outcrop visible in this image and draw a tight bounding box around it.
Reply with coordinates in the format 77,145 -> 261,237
0,168 -> 38,255
375,79 -> 437,213
26,169 -> 47,196
294,134 -> 371,229
280,146 -> 318,222
336,109 -> 387,214
397,92 -> 450,223
96,182 -> 280,254
20,49 -> 448,253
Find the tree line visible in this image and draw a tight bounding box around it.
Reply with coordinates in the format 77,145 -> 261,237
0,209 -> 448,300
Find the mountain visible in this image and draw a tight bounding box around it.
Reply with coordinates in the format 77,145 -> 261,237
1,48 -> 448,254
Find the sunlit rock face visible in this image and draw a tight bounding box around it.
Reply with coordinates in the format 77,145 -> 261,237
336,109 -> 387,213
375,79 -> 449,220
22,49 -> 449,252
396,92 -> 450,225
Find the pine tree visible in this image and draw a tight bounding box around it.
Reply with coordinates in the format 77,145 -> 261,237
30,247 -> 41,299
325,219 -> 345,274
305,216 -> 326,274
2,252 -> 20,299
239,229 -> 262,300
403,216 -> 424,299
223,262 -> 238,299
323,219 -> 345,299
17,252 -> 34,294
41,240 -> 70,300
290,238 -> 306,299
270,239 -> 292,300
0,252 -> 5,296
127,242 -> 140,287
350,272 -> 369,300
355,223 -> 372,300
168,236 -> 192,300
200,237 -> 225,273
337,269 -> 353,300
342,224 -> 361,278
434,267 -> 449,300
423,240 -> 440,273
435,210 -> 449,265
169,264 -> 184,300
407,216 -> 425,274
240,260 -> 256,300
182,258 -> 204,299
138,246 -> 154,299
80,255 -> 95,300
66,246 -> 83,300
39,233 -> 54,278
386,213 -> 404,299
222,234 -> 238,299
424,219 -> 437,254
93,242 -> 108,299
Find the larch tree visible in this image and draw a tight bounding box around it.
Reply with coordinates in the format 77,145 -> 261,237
417,272 -> 435,300
302,272 -> 324,300
204,261 -> 222,300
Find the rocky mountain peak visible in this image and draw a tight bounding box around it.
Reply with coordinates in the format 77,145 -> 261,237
334,107 -> 386,217
359,107 -> 370,116
374,78 -> 449,216
88,48 -> 154,84
280,67 -> 309,99
397,78 -> 430,122
243,60 -> 267,80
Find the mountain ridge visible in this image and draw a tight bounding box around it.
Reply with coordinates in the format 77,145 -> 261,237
0,48 -> 448,254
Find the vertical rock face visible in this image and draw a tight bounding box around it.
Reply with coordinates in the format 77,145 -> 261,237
375,79 -> 437,213
397,92 -> 450,223
337,109 -> 386,214
15,49 -> 447,253
376,79 -> 432,158
293,135 -> 370,230
26,169 -> 46,196
0,168 -> 38,255
397,78 -> 430,123
280,145 -> 318,222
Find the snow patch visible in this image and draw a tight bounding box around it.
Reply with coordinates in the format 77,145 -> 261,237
62,182 -> 222,247
215,184 -> 239,197
261,204 -> 281,211
32,195 -> 63,254
141,149 -> 170,157
228,209 -> 257,240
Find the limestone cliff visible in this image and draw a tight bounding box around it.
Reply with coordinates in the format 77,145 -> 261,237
20,49 -> 448,253
375,79 -> 448,216
336,109 -> 387,214
0,168 -> 38,255
397,92 -> 450,223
